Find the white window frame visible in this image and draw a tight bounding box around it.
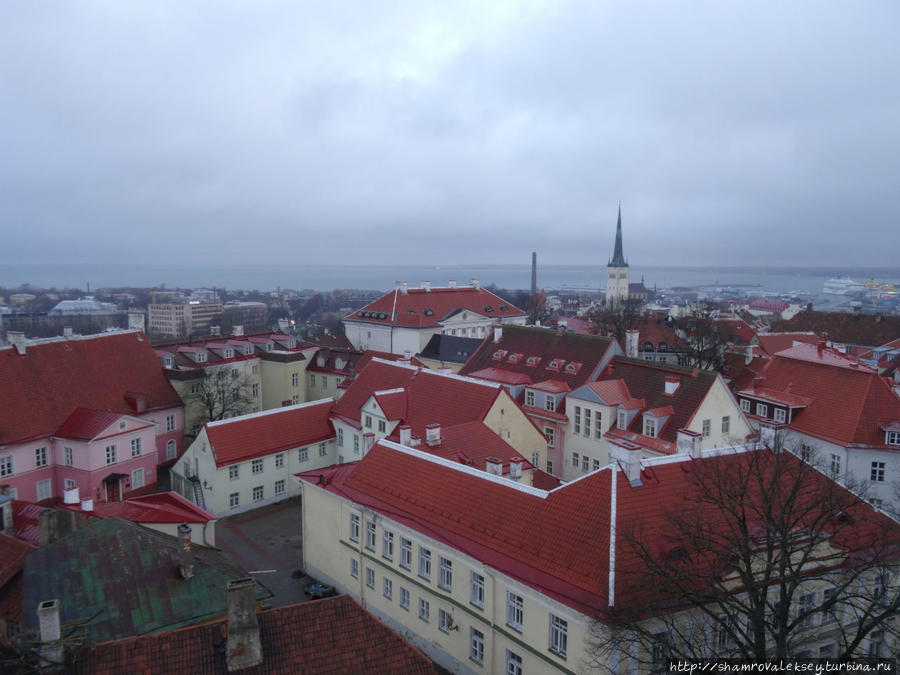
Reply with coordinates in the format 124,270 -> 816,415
64,446 -> 73,467
166,439 -> 177,460
773,408 -> 786,423
573,406 -> 581,434
722,416 -> 731,433
418,597 -> 430,622
399,587 -> 410,610
400,537 -> 412,569
166,414 -> 176,432
756,403 -> 768,418
383,530 -> 394,561
131,467 -> 145,489
319,442 -> 327,457
252,485 -> 263,502
871,461 -> 886,482
418,547 -> 432,581
251,458 -> 263,474
105,444 -> 117,465
229,465 -> 239,481
383,577 -> 393,600
131,438 -> 141,457
584,408 -> 592,437
545,396 -> 556,412
365,520 -> 376,551
0,456 -> 13,478
275,453 -> 284,469
740,398 -> 751,412
229,492 -> 239,509
299,448 -> 308,462
274,479 -> 285,495
525,390 -> 535,407
506,591 -> 524,631
643,417 -> 657,438
366,567 -> 375,589
545,426 -> 555,448
549,614 -> 568,657
35,446 -> 48,468
438,557 -> 453,591
506,649 -> 523,675
470,627 -> 485,664
438,608 -> 452,633
702,419 -> 711,438
350,558 -> 359,578
36,478 -> 51,502
470,572 -> 485,608
349,513 -> 360,542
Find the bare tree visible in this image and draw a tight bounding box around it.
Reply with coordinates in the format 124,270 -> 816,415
592,447 -> 900,669
670,304 -> 729,371
587,298 -> 643,344
186,367 -> 258,425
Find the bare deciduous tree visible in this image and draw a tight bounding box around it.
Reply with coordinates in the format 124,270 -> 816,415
670,304 -> 729,371
587,298 -> 643,345
186,367 -> 258,426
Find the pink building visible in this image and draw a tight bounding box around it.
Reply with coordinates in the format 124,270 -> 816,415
0,331 -> 183,503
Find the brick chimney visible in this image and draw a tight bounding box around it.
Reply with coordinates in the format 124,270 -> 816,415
178,523 -> 194,580
37,599 -> 63,667
425,423 -> 441,447
8,331 -> 26,355
226,578 -> 263,672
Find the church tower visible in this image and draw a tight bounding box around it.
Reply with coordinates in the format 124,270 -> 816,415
605,204 -> 630,306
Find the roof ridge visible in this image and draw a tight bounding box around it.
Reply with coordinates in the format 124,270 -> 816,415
206,397 -> 332,428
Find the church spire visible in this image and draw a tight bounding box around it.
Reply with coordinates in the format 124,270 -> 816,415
609,203 -> 627,267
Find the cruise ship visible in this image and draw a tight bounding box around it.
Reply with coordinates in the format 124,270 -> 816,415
823,276 -> 865,295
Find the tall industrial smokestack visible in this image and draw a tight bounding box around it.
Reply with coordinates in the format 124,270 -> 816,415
531,252 -> 537,295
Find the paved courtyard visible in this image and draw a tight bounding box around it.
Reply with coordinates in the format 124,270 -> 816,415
215,496 -> 314,607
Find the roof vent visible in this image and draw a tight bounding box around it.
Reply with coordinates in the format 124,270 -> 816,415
664,376 -> 680,396
178,523 -> 194,580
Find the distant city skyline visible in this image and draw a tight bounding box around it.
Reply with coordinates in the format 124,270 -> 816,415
2,2 -> 898,268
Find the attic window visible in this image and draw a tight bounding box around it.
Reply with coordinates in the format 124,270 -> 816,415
564,361 -> 582,374
508,353 -> 522,363
658,342 -> 668,351
643,416 -> 658,438
164,356 -> 174,368
492,349 -> 508,361
887,431 -> 900,446
244,345 -> 254,356
498,304 -> 509,311
525,356 -> 540,367
405,309 -> 416,314
423,309 -> 434,317
483,305 -> 494,313
196,351 -> 208,363
224,348 -> 234,358
546,359 -> 565,371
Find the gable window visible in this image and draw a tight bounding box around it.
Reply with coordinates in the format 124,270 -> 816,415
365,520 -> 376,550
365,415 -> 372,429
756,403 -> 768,418
35,447 -> 48,468
643,417 -> 657,438
774,408 -> 786,423
166,415 -> 176,432
337,428 -> 344,447
545,397 -> 556,412
400,538 -> 412,569
584,408 -> 592,437
470,572 -> 485,608
378,420 -> 386,433
549,614 -> 568,657
740,399 -> 751,413
506,591 -> 524,631
349,513 -> 360,542
830,454 -> 842,479
525,390 -> 535,407
64,447 -> 73,467
532,451 -> 540,466
702,419 -> 711,438
229,465 -> 239,480
106,444 -> 117,465
721,416 -> 730,434
383,530 -> 394,560
131,438 -> 142,456
573,406 -> 581,433
545,427 -> 555,447
292,373 -> 299,387
418,547 -> 432,581
251,458 -> 263,474
871,461 -> 886,482
438,557 -> 453,591
618,410 -> 627,430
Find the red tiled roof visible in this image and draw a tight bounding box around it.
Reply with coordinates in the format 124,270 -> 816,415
71,594 -> 437,674
736,386 -> 812,408
0,332 -> 182,446
630,317 -> 682,351
531,469 -> 562,490
578,379 -> 632,406
464,367 -> 533,385
748,299 -> 789,312
459,325 -> 617,390
530,379 -> 571,394
749,345 -> 900,448
345,286 -> 524,328
548,317 -> 595,335
55,408 -> 154,441
755,332 -> 819,358
59,491 -> 216,524
397,421 -> 532,473
776,310 -> 900,346
206,400 -> 335,467
714,318 -> 758,345
774,343 -> 874,371
0,532 -> 35,589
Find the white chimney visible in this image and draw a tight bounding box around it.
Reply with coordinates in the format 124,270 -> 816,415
128,311 -> 145,332
421,280 -> 431,292
364,432 -> 375,452
277,318 -> 290,332
509,457 -> 523,480
226,578 -> 263,671
425,423 -> 441,447
63,486 -> 79,505
399,425 -> 412,446
178,523 -> 194,580
676,428 -> 702,458
37,599 -> 63,666
80,497 -> 94,512
210,325 -> 221,336
485,457 -> 503,476
493,326 -> 502,343
63,326 -> 73,339
610,440 -> 643,485
396,281 -> 408,295
8,331 -> 26,355
470,279 -> 481,290
625,330 -> 639,359
232,325 -> 244,337
448,280 -> 457,289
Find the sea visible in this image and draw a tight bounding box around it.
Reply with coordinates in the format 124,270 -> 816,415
2,263 -> 899,298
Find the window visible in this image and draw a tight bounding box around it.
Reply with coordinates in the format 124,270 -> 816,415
231,368 -> 238,379
299,448 -> 308,462
292,373 -> 299,387
418,598 -> 430,622
64,447 -> 73,467
383,577 -> 393,600
364,415 -> 372,429
593,459 -> 600,471
774,408 -> 786,423
232,388 -> 240,402
365,520 -> 376,551
871,498 -> 884,509
549,614 -> 568,657
755,403 -> 768,418
35,446 -> 47,468
418,547 -> 432,580
506,592 -> 524,631
353,435 -> 360,455
319,442 -> 327,457
252,485 -> 263,501
229,465 -> 239,481
702,419 -> 711,438
439,557 -> 452,590
821,587 -> 837,625
350,558 -> 359,578
274,479 -> 285,495
166,439 -> 177,460
545,427 -> 555,447
574,406 -> 581,433
366,567 -> 375,589
547,460 -> 553,474
438,609 -> 453,633
721,416 -> 730,434
717,615 -> 738,651
36,479 -> 51,501
106,444 -> 117,464
400,538 -> 412,569
871,461 -> 886,482
532,451 -> 540,466
506,649 -> 523,675
399,587 -> 410,610
470,627 -> 485,664
526,390 -> 535,407
740,398 -> 751,413
252,383 -> 259,397
651,632 -> 670,674
64,478 -> 76,490
643,417 -> 657,438
191,383 -> 200,394
274,453 -> 284,469
349,514 -> 360,542
229,492 -> 240,509
131,438 -> 142,456
132,467 -> 145,489
595,413 -> 603,439
888,431 -> 900,446
309,373 -> 316,387
383,530 -> 394,560
618,410 -> 627,429
582,455 -> 589,472
338,428 -> 344,447
252,458 -> 263,474
166,415 -> 176,432
251,363 -> 258,374
470,572 -> 485,608
545,397 -> 556,412
572,453 -> 579,467
830,454 -> 842,479
584,408 -> 592,437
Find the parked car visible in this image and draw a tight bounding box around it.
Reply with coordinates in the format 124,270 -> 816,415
305,582 -> 336,599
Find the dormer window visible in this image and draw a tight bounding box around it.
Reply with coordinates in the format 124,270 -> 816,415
335,357 -> 345,370
887,431 -> 900,446
525,356 -> 540,367
756,403 -> 768,418
618,410 -> 627,430
564,361 -> 582,374
546,359 -> 565,372
164,356 -> 174,369
740,399 -> 750,413
774,408 -> 786,423
658,342 -> 668,352
525,390 -> 535,407
492,349 -> 508,361
224,347 -> 234,359
244,345 -> 254,356
265,342 -> 274,352
545,397 -> 556,412
196,351 -> 208,363
643,417 -> 658,438
508,353 -> 521,363
317,356 -> 325,367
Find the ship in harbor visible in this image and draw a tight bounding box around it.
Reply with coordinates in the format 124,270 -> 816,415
823,276 -> 865,295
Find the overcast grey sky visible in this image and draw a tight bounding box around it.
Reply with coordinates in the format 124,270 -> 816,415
1,1 -> 898,268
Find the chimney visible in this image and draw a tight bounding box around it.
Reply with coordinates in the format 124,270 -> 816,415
39,509 -> 78,546
664,375 -> 680,396
277,317 -> 290,332
625,329 -> 639,359
399,425 -> 412,446
178,523 -> 194,580
610,440 -> 643,486
210,325 -> 221,336
128,311 -> 145,332
493,325 -> 503,343
8,331 -> 25,355
421,280 -> 431,292
363,432 -> 375,452
400,350 -> 412,365
745,343 -> 753,365
448,280 -> 457,289
63,326 -> 73,339
485,457 -> 503,476
37,599 -> 63,667
676,428 -> 702,459
226,578 -> 263,672
470,279 -> 481,290
806,302 -> 813,312
81,497 -> 93,512
1,499 -> 12,531
425,423 -> 441,447
63,486 -> 79,505
396,281 -> 408,295
232,325 -> 244,337
509,457 -> 523,480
